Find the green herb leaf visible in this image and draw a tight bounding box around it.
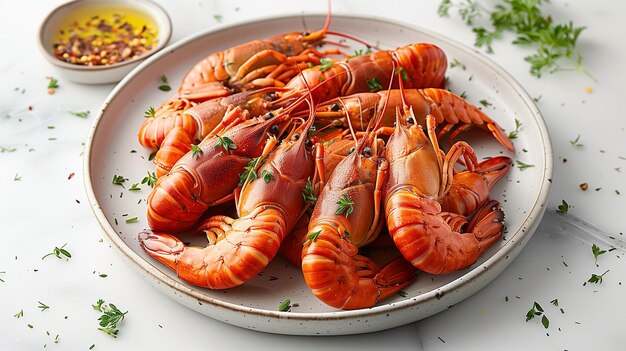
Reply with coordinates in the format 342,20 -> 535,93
302,177 -> 317,205
570,134 -> 583,148
587,270 -> 609,284
508,119 -> 522,139
261,169 -> 274,183
144,107 -> 156,118
449,58 -> 467,70
303,229 -> 322,246
319,58 -> 334,72
158,75 -> 171,91
14,309 -> 24,318
335,194 -> 354,218
479,99 -> 492,108
128,183 -> 141,191
541,314 -> 549,329
1,146 -> 17,153
42,243 -> 71,260
112,174 -> 125,187
367,77 -> 383,92
93,300 -> 127,338
47,77 -> 59,89
69,110 -> 90,118
125,217 -> 138,223
516,160 -> 534,170
278,299 -> 292,312
141,172 -> 157,188
38,301 -> 49,311
556,199 -> 569,215
191,144 -> 202,158
214,135 -> 237,152
440,0 -> 594,80
395,67 -> 408,81
550,299 -> 558,307
92,299 -> 105,312
591,244 -> 607,265
238,157 -> 263,186
350,48 -> 373,57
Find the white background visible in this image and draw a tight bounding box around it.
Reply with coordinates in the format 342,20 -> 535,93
1,0 -> 625,350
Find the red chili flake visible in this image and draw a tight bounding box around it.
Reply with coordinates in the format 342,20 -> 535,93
28,106 -> 33,111
68,172 -> 75,180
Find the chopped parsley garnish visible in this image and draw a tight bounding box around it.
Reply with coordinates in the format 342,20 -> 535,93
449,58 -> 467,70
278,299 -> 292,312
591,244 -> 606,265
302,177 -> 317,205
516,160 -> 534,170
14,309 -> 24,318
351,48 -> 373,57
395,67 -> 408,81
42,243 -> 71,260
238,157 -> 262,186
438,0 -> 594,80
158,75 -> 172,91
214,135 -> 237,152
69,110 -> 90,118
112,174 -> 126,187
47,77 -> 59,89
367,77 -> 383,92
335,194 -> 354,218
570,134 -> 583,148
319,58 -> 334,72
0,146 -> 17,153
141,172 -> 157,188
508,118 -> 522,139
261,170 -> 274,183
556,199 -> 569,215
93,299 -> 128,338
479,99 -> 492,108
586,270 -> 609,284
125,217 -> 138,223
525,301 -> 549,328
191,144 -> 202,158
38,301 -> 50,311
128,183 -> 141,191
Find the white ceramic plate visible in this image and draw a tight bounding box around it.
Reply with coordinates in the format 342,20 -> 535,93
84,14 -> 552,335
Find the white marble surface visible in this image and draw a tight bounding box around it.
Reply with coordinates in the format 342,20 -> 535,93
1,0 -> 625,350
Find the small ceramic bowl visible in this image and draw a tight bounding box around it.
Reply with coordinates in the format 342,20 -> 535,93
38,0 -> 172,84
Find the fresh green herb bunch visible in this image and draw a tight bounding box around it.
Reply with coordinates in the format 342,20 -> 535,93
438,0 -> 594,80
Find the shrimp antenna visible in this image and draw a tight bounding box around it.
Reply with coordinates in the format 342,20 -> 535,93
396,63 -> 417,125
296,67 -> 318,135
302,0 -> 332,42
372,60 -> 397,132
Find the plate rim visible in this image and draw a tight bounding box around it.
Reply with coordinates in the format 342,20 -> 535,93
83,12 -> 553,324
